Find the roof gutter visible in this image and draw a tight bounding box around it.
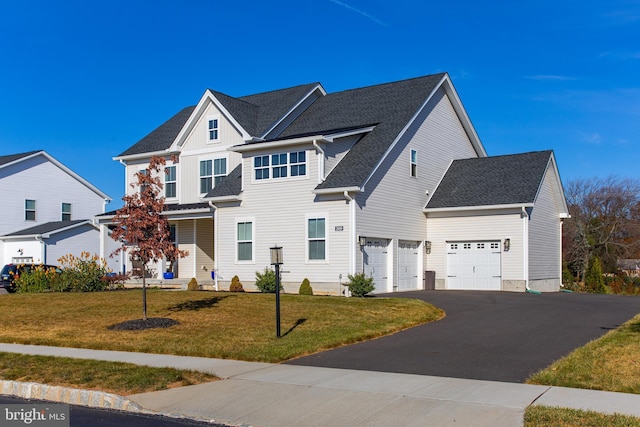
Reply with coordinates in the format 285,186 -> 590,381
312,186 -> 362,196
424,203 -> 534,214
113,150 -> 179,162
232,135 -> 328,152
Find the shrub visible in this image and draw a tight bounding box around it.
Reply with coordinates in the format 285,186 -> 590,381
102,273 -> 129,290
299,278 -> 313,296
347,272 -> 375,297
15,265 -> 61,293
187,277 -> 199,291
57,252 -> 110,292
585,256 -> 606,294
606,275 -> 625,294
255,267 -> 281,293
229,275 -> 244,292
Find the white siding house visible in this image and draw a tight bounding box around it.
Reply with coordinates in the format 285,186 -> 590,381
100,73 -> 569,293
0,151 -> 115,269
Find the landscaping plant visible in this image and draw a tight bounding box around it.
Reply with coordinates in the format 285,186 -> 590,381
299,278 -> 313,295
255,267 -> 281,293
229,275 -> 244,292
347,272 -> 375,297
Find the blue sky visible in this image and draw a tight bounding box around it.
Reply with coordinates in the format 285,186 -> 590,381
1,0 -> 638,209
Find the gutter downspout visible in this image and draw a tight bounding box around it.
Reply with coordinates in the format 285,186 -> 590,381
521,207 -> 540,294
344,190 -> 355,297
208,201 -> 218,291
312,139 -> 325,182
35,236 -> 46,264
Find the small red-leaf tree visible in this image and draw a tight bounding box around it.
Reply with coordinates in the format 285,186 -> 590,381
110,156 -> 187,320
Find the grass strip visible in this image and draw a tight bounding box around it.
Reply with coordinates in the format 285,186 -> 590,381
0,352 -> 217,395
0,290 -> 443,363
527,313 -> 640,393
524,405 -> 640,427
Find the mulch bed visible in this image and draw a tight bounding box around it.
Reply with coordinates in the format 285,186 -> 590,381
107,317 -> 180,330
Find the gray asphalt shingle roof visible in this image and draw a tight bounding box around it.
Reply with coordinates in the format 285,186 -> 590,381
3,220 -> 90,237
281,74 -> 446,189
425,150 -> 553,209
0,150 -> 42,167
118,83 -> 321,157
206,164 -> 242,199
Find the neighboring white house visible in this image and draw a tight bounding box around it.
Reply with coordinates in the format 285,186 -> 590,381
0,150 -> 120,271
98,73 -> 569,293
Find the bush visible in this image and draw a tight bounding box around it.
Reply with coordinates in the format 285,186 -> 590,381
15,265 -> 62,293
255,267 -> 281,293
57,252 -> 110,292
347,272 -> 375,297
229,275 -> 244,292
299,278 -> 313,296
585,256 -> 606,294
187,277 -> 199,291
101,273 -> 129,290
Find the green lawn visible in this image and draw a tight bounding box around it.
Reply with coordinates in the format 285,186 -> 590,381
527,313 -> 640,394
0,290 -> 443,363
525,406 -> 640,427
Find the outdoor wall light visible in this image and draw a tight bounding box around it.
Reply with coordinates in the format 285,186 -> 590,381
425,241 -> 432,254
504,238 -> 511,252
358,236 -> 367,247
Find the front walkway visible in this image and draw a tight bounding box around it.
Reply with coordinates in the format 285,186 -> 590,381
2,344 -> 640,426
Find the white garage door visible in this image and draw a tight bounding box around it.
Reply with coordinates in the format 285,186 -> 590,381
447,241 -> 501,290
398,240 -> 420,291
364,238 -> 389,293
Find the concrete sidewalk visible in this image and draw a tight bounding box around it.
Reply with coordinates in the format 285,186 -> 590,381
2,344 -> 640,426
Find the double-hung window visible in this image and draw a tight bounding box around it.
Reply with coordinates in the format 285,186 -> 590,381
61,203 -> 72,221
25,199 -> 36,221
237,221 -> 253,262
307,218 -> 326,261
165,166 -> 176,198
410,149 -> 417,178
272,153 -> 287,178
208,117 -> 219,141
254,156 -> 270,180
200,160 -> 213,194
213,158 -> 227,186
290,151 -> 306,176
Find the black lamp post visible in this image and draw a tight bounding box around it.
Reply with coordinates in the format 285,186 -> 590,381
270,245 -> 283,338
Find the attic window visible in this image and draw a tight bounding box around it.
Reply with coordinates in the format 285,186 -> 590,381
208,117 -> 219,141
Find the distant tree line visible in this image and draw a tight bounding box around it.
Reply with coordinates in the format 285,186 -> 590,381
563,176 -> 640,283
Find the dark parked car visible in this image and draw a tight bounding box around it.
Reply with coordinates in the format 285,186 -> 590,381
0,263 -> 61,292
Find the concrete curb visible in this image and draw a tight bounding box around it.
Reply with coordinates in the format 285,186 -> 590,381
0,380 -> 145,412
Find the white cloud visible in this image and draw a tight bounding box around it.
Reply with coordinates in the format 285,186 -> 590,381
580,132 -> 602,145
328,0 -> 387,26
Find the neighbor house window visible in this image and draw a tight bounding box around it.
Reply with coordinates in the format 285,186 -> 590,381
165,166 -> 176,198
307,218 -> 326,260
200,160 -> 212,194
410,149 -> 417,177
213,158 -> 227,186
253,151 -> 307,181
237,222 -> 253,261
61,203 -> 72,221
208,117 -> 219,141
25,199 -> 36,221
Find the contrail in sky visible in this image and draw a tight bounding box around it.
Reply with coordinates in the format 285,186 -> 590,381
328,0 -> 388,26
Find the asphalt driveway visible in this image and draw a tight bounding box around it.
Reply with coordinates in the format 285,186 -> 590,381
286,291 -> 640,383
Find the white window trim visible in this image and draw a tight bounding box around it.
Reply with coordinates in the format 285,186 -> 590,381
252,150 -> 309,183
207,115 -> 220,143
305,213 -> 329,264
199,155 -> 229,195
410,149 -> 417,178
25,199 -> 36,221
61,203 -> 72,221
165,164 -> 178,200
199,159 -> 213,195
235,217 -> 255,264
